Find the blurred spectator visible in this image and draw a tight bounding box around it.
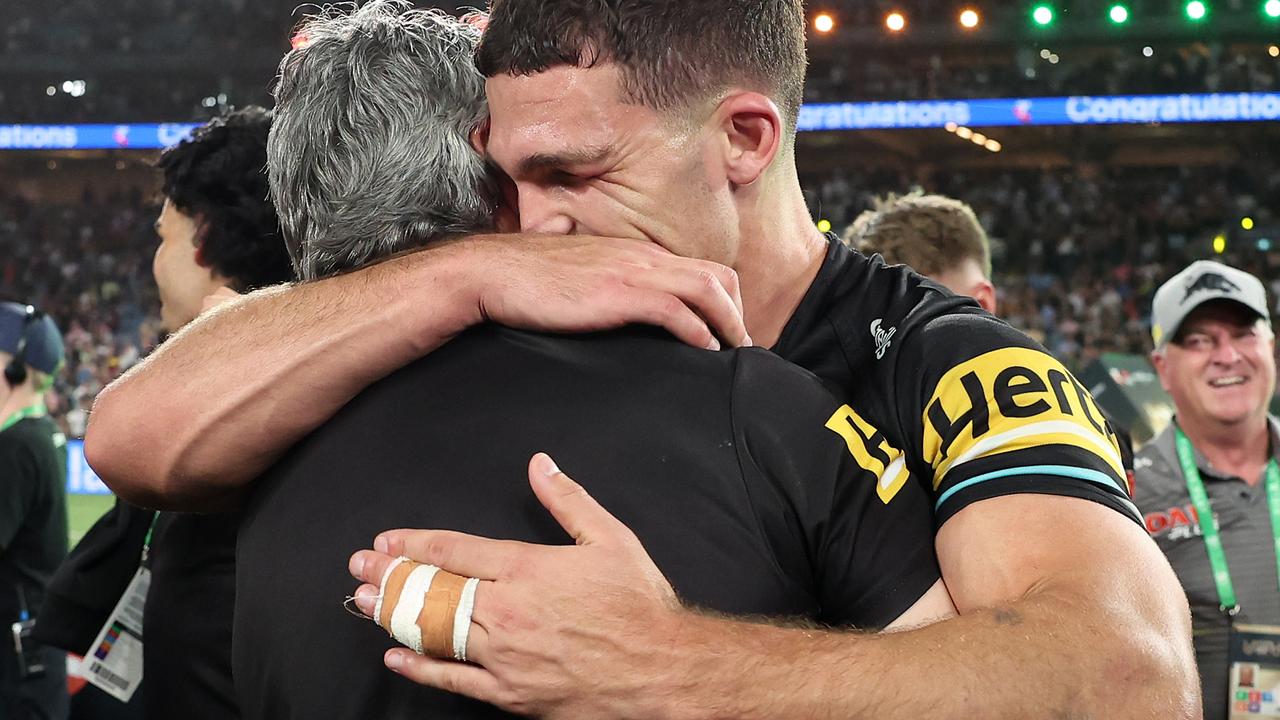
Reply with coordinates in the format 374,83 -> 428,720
806,160 -> 1280,372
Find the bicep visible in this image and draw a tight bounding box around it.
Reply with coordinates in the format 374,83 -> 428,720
936,493 -> 1184,618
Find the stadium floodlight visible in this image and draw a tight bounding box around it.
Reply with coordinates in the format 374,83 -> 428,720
1032,4 -> 1055,26
959,9 -> 981,28
813,12 -> 836,34
1267,0 -> 1280,18
1185,1 -> 1207,20
885,11 -> 907,32
1108,4 -> 1130,24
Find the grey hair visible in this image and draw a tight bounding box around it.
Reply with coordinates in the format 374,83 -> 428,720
269,1 -> 496,281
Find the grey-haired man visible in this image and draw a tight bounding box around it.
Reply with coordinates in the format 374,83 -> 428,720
1136,260 -> 1280,720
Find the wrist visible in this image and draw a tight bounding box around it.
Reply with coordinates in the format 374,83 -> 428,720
396,237 -> 492,352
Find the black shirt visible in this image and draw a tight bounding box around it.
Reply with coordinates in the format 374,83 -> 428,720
0,413 -> 69,718
773,238 -> 1142,528
144,510 -> 240,719
234,326 -> 941,720
0,414 -> 67,624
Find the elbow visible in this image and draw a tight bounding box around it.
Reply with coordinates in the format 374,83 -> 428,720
84,382 -> 183,508
1095,593 -> 1200,718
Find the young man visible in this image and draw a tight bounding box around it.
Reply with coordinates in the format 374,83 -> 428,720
89,0 -> 1197,716
0,302 -> 68,720
41,107 -> 293,720
230,6 -> 949,717
845,191 -> 997,314
1136,260 -> 1280,720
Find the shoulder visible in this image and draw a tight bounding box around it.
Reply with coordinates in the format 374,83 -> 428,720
1131,428 -> 1184,505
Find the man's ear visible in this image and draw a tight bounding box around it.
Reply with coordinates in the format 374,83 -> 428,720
470,118 -> 491,155
714,92 -> 782,188
192,217 -> 211,268
1150,349 -> 1173,393
970,280 -> 998,315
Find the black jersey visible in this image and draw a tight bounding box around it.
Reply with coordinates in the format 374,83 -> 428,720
234,325 -> 941,720
773,237 -> 1141,528
143,510 -> 240,719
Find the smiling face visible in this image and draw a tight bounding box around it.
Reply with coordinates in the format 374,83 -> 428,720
484,64 -> 740,265
1152,301 -> 1276,431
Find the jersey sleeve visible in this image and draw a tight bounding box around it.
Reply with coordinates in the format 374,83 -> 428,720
731,349 -> 940,630
901,312 -> 1143,528
0,434 -> 38,550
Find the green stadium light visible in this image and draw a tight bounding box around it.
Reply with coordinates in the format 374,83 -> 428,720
1032,4 -> 1055,26
1109,4 -> 1130,24
1267,0 -> 1280,18
1185,1 -> 1207,20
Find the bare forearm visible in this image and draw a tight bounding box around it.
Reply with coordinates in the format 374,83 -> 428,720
656,590 -> 1195,720
86,243 -> 479,508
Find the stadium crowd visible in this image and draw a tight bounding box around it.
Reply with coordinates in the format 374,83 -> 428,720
805,41 -> 1280,103
3,159 -> 1274,437
806,159 -> 1280,368
0,189 -> 162,439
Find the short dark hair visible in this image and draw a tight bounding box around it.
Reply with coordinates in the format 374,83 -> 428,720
476,0 -> 807,133
845,192 -> 992,278
157,106 -> 295,291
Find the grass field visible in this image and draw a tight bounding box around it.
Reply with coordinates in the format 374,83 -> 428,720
68,493 -> 116,546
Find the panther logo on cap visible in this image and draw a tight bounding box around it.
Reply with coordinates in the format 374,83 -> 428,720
1182,272 -> 1241,302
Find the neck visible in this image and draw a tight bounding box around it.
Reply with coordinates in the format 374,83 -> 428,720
0,386 -> 39,426
735,172 -> 828,348
1179,413 -> 1271,485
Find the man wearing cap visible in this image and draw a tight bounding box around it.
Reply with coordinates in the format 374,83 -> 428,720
1136,260 -> 1280,720
0,302 -> 68,719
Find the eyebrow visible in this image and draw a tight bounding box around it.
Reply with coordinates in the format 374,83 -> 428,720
515,144 -> 614,177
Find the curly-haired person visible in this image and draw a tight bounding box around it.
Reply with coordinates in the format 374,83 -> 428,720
38,106 -> 293,720
152,105 -> 294,331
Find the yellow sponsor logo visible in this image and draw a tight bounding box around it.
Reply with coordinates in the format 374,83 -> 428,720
825,404 -> 909,504
922,347 -> 1124,489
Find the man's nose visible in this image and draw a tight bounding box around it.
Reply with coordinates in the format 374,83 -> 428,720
518,188 -> 575,235
1210,337 -> 1244,365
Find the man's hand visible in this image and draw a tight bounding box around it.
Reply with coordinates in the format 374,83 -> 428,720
349,453 -> 685,718
350,462 -> 1199,719
87,235 -> 748,509
467,235 -> 750,350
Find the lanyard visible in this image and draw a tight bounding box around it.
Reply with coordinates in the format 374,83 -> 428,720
0,403 -> 46,434
141,512 -> 161,567
1174,427 -> 1280,616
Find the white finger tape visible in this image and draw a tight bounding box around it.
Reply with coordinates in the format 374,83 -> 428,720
452,577 -> 481,662
389,564 -> 440,654
372,556 -> 407,628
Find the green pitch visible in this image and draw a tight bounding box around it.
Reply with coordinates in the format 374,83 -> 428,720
68,493 -> 116,546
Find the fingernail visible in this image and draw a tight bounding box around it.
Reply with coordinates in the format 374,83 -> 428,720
349,553 -> 366,577
743,334 -> 754,347
386,651 -> 404,671
374,535 -> 389,554
706,337 -> 721,351
538,453 -> 561,477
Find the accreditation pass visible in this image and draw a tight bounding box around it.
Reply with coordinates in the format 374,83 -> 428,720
83,566 -> 150,702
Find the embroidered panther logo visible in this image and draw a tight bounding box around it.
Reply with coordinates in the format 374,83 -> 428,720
1182,272 -> 1241,302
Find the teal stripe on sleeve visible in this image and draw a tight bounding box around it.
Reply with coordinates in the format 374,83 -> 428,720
934,464 -> 1138,517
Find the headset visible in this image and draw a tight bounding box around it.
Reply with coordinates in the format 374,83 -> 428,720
4,305 -> 40,388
